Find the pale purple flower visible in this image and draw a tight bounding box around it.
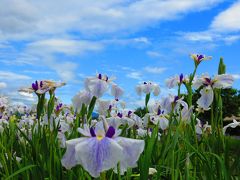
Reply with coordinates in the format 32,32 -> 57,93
159,95 -> 192,122
0,96 -> 8,112
72,90 -> 93,113
97,100 -> 113,116
165,74 -> 186,88
108,110 -> 143,128
61,121 -> 144,178
144,102 -> 169,130
193,74 -> 234,110
85,73 -> 115,98
111,84 -> 124,101
195,119 -> 211,135
190,54 -> 212,66
136,81 -> 160,96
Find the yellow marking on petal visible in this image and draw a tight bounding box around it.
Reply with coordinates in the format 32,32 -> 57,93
97,136 -> 103,141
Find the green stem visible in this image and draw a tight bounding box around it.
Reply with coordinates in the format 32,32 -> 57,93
87,96 -> 97,123
100,172 -> 106,180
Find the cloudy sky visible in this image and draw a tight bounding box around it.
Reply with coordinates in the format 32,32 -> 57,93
0,0 -> 240,107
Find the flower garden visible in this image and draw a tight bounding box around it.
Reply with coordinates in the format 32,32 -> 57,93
0,54 -> 240,179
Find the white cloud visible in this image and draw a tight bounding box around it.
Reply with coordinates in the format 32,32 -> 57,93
146,51 -> 162,58
210,1 -> 240,32
0,71 -> 31,80
27,39 -> 103,56
0,0 -> 223,40
232,74 -> 240,80
144,66 -> 167,74
178,1 -> 240,45
181,31 -> 215,42
23,70 -> 53,74
0,82 -> 7,89
19,91 -> 34,98
10,91 -> 36,103
133,37 -> 150,44
180,30 -> 240,45
126,72 -> 142,80
223,35 -> 240,45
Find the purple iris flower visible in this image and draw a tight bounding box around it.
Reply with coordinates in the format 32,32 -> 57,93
157,108 -> 161,115
98,74 -> 102,80
56,103 -> 63,112
61,121 -> 145,178
179,73 -> 184,84
174,96 -> 179,103
117,112 -> 123,118
108,105 -> 112,111
127,111 -> 132,117
32,81 -> 38,91
105,76 -> 109,82
203,78 -> 213,86
197,54 -> 204,62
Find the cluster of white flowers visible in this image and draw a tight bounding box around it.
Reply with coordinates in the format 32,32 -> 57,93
0,54 -> 238,178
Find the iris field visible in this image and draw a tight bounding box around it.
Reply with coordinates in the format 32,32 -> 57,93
0,54 -> 240,179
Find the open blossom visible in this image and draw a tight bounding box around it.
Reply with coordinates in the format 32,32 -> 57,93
144,102 -> 169,130
107,110 -> 143,128
165,74 -> 188,88
111,84 -> 124,101
97,100 -> 113,116
190,54 -> 212,66
61,120 -> 144,178
72,90 -> 93,113
85,73 -> 115,98
223,119 -> 240,135
193,74 -> 234,110
19,80 -> 65,95
0,96 -> 8,112
160,95 -> 192,122
136,81 -> 160,96
195,119 -> 212,135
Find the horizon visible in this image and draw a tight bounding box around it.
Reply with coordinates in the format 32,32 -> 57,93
0,0 -> 240,108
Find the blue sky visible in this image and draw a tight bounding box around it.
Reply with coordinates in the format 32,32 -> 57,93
0,0 -> 240,107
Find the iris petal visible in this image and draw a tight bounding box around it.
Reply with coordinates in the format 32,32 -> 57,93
75,137 -> 123,178
106,126 -> 115,138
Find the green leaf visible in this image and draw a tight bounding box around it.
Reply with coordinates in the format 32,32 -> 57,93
5,165 -> 36,180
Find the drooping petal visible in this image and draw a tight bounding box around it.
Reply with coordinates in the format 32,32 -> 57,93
213,74 -> 234,89
61,138 -> 86,169
77,125 -> 92,137
114,137 -> 145,175
88,79 -> 108,98
165,76 -> 178,88
160,96 -> 173,114
197,86 -> 214,110
159,116 -> 169,130
111,84 -> 124,100
153,84 -> 160,96
97,100 -> 111,116
75,137 -> 123,178
142,83 -> 153,94
181,106 -> 193,123
106,117 -> 122,130
192,77 -> 204,89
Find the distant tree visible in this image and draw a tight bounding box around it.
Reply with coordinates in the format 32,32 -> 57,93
134,107 -> 147,118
